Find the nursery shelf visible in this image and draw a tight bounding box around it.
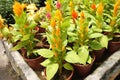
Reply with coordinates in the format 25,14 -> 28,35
1,40 -> 120,80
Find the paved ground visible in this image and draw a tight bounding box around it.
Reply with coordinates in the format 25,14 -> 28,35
0,40 -> 22,80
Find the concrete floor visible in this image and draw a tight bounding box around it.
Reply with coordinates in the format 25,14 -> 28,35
0,40 -> 21,80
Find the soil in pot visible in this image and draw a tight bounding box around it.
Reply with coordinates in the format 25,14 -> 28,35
42,68 -> 74,80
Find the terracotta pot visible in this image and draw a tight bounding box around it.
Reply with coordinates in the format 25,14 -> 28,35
24,55 -> 45,71
21,49 -> 45,70
107,40 -> 120,54
93,48 -> 105,62
73,53 -> 95,78
44,69 -> 74,80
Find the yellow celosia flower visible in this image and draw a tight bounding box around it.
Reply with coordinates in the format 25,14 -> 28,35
69,0 -> 74,9
55,9 -> 62,20
80,11 -> 85,19
46,2 -> 51,11
80,33 -> 84,39
13,1 -> 26,16
97,2 -> 104,15
80,11 -> 85,24
0,15 -> 4,29
85,27 -> 89,32
79,26 -> 83,31
113,0 -> 120,17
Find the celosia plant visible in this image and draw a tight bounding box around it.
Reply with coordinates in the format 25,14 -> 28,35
65,1 -> 108,65
34,0 -> 74,80
11,1 -> 39,57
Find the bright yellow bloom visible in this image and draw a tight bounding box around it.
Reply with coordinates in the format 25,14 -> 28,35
13,1 -> 26,16
55,9 -> 62,20
46,2 -> 51,11
80,11 -> 85,24
80,33 -> 84,39
69,0 -> 74,9
113,0 -> 120,17
97,2 -> 104,15
80,11 -> 85,19
0,15 -> 4,29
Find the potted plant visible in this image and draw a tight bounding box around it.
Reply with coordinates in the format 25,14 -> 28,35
65,2 -> 108,77
34,0 -> 74,80
103,0 -> 120,54
9,1 -> 48,70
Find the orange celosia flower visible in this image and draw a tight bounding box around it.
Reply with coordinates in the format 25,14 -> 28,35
0,15 -> 4,29
71,10 -> 78,19
46,2 -> 51,11
56,27 -> 60,36
13,1 -> 25,16
55,9 -> 62,20
50,19 -> 56,28
91,4 -> 96,10
97,2 -> 104,15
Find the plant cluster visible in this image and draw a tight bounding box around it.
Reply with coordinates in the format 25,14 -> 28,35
1,0 -> 120,80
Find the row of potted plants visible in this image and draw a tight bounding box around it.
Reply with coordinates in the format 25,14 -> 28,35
0,0 -> 120,80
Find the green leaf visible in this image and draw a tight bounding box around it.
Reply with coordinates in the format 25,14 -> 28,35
21,34 -> 30,41
63,63 -> 73,71
41,59 -> 52,67
46,63 -> 59,80
89,33 -> 102,38
28,21 -> 37,29
40,22 -> 49,28
34,49 -> 54,58
100,35 -> 108,48
87,55 -> 92,64
61,17 -> 70,29
65,51 -> 81,63
90,40 -> 103,50
11,42 -> 24,50
2,27 -> 9,37
78,46 -> 89,64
